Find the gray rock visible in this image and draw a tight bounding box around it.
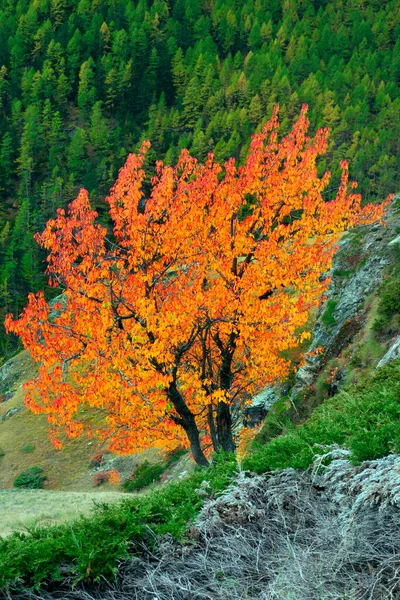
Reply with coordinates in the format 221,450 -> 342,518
251,386 -> 279,411
99,454 -> 140,480
377,336 -> 400,368
291,205 -> 400,398
0,407 -> 22,423
388,234 -> 400,246
0,360 -> 20,395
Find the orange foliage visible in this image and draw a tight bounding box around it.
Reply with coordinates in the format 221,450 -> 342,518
5,106 -> 390,464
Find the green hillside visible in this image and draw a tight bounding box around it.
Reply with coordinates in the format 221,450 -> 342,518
0,0 -> 399,356
0,1 -> 399,594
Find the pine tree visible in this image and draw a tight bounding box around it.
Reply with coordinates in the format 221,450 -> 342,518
0,132 -> 13,192
77,57 -> 97,113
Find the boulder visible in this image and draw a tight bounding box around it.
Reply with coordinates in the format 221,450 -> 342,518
377,335 -> 400,368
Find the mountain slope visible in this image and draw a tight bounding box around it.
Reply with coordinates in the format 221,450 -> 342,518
0,0 -> 398,355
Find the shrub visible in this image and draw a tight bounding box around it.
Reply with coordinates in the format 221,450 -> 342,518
322,299 -> 337,327
90,452 -> 104,468
13,466 -> 47,489
122,450 -> 187,493
93,471 -> 112,486
243,360 -> 400,474
0,453 -> 237,590
21,444 -> 35,453
0,447 -> 5,457
123,461 -> 165,492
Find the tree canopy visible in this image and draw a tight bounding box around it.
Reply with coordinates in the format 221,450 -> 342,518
5,107 -> 389,465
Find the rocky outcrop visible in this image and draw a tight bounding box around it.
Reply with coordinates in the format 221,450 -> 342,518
291,201 -> 400,397
251,385 -> 279,410
0,352 -> 34,400
377,335 -> 400,368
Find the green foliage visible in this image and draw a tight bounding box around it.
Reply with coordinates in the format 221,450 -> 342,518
0,0 -> 398,358
350,338 -> 386,369
123,461 -> 165,492
123,449 -> 188,491
253,396 -> 294,446
0,447 -> 5,457
243,360 -> 400,474
13,466 -> 47,489
0,453 -> 237,591
21,444 -> 35,453
372,245 -> 400,335
322,300 -> 337,328
373,277 -> 400,335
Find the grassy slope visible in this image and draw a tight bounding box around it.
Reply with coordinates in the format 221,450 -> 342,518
0,352 -> 192,539
0,489 -> 127,538
0,351 -> 166,493
243,359 -> 400,473
0,217 -> 399,588
243,233 -> 400,471
1,358 -> 400,591
0,352 -> 196,541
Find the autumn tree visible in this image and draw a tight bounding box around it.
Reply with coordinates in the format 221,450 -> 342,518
5,107 -> 389,466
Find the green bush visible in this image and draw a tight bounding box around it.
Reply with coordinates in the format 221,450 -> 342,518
123,461 -> 165,492
13,467 -> 47,489
21,444 -> 35,454
0,453 -> 237,591
243,360 -> 400,474
0,447 -> 5,458
123,449 -> 187,492
373,278 -> 400,334
322,299 -> 337,327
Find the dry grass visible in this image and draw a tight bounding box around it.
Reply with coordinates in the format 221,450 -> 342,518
15,453 -> 400,600
0,489 -> 127,538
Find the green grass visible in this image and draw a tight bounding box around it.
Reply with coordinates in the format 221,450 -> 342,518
373,277 -> 400,335
0,453 -> 237,591
0,489 -> 127,538
372,246 -> 400,336
243,359 -> 400,474
322,299 -> 337,327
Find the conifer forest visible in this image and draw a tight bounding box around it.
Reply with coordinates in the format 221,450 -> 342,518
0,0 -> 398,356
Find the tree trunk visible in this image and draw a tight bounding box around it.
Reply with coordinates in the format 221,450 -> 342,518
168,381 -> 209,467
208,403 -> 219,452
215,335 -> 237,453
216,400 -> 235,453
184,418 -> 210,467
